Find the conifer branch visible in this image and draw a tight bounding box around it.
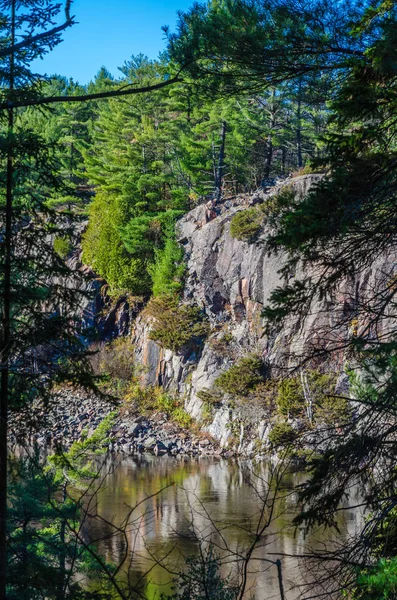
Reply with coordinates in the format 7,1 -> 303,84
0,75 -> 182,109
0,3 -> 75,59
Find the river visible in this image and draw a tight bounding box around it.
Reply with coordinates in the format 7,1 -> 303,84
86,455 -> 364,599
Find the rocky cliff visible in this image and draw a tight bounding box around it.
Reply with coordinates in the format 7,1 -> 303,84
129,175 -> 324,452
84,174 -> 396,456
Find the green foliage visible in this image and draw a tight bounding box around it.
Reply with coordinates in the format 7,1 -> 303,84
48,412 -> 117,483
292,163 -> 323,176
354,559 -> 397,600
261,186 -> 296,219
82,191 -> 151,294
315,393 -> 352,426
7,415 -> 116,599
230,208 -> 263,241
146,295 -> 209,353
146,214 -> 186,296
125,384 -> 192,427
276,378 -> 304,418
172,407 -> 193,428
53,235 -> 72,259
268,421 -> 298,448
214,354 -> 265,397
276,371 -> 340,422
167,0 -> 362,94
197,388 -> 223,406
164,544 -> 238,600
150,233 -> 185,296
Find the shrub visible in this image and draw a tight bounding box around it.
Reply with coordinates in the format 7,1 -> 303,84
260,186 -> 296,218
149,234 -> 185,297
146,295 -> 209,353
90,338 -> 135,396
230,208 -> 263,241
208,333 -> 235,357
197,388 -> 223,406
124,383 -> 159,409
276,378 -> 305,418
315,394 -> 352,426
268,421 -> 298,448
245,380 -> 277,408
291,163 -> 323,177
214,354 -> 265,397
53,235 -> 72,259
276,371 -> 338,422
125,384 -> 192,427
172,407 -> 192,428
82,192 -> 152,295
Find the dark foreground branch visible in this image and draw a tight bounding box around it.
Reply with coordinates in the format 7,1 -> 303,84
0,76 -> 182,110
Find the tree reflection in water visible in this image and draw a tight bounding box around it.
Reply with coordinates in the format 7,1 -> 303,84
85,455 -> 363,599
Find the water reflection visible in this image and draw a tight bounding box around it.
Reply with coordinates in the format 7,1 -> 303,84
87,455 -> 364,599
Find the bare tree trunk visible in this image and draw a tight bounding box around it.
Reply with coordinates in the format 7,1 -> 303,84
264,133 -> 273,179
301,370 -> 313,425
264,89 -> 276,179
276,559 -> 285,600
56,484 -> 67,600
0,3 -> 15,595
296,79 -> 303,168
281,146 -> 287,176
214,120 -> 227,201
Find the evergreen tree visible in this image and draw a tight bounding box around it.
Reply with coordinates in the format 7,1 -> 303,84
81,57 -> 190,294
255,0 -> 397,593
166,0 -> 367,94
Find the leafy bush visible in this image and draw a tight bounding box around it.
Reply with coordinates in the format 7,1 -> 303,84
121,210 -> 183,259
260,186 -> 296,218
208,333 -> 235,357
172,407 -> 192,428
268,421 -> 298,448
53,235 -> 72,259
146,295 -> 209,353
82,192 -> 152,295
197,388 -> 223,406
121,209 -> 185,296
243,380 -> 277,408
291,163 -> 323,177
214,354 -> 265,397
230,208 -> 263,241
353,558 -> 397,600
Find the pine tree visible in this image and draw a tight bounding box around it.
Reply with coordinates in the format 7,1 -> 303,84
256,0 -> 397,592
166,0 -> 367,95
81,56 -> 189,294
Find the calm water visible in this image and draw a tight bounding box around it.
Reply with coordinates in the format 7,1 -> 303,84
87,455 -> 363,599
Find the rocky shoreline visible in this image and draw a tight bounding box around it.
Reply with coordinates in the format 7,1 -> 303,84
8,387 -> 227,458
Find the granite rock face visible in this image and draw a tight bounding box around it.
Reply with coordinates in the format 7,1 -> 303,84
127,176 -> 325,450
126,174 -> 397,453
72,174 -> 395,455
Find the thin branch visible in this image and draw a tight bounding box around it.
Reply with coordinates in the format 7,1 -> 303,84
0,76 -> 182,110
0,1 -> 74,59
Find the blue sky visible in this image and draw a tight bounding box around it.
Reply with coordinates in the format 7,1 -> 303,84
31,0 -> 194,85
